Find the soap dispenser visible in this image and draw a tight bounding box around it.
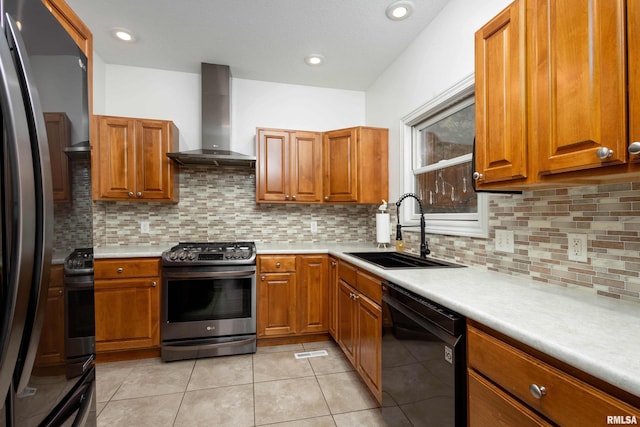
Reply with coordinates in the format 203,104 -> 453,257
395,223 -> 404,252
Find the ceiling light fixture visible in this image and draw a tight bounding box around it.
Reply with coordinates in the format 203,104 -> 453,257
385,0 -> 414,21
304,54 -> 324,66
111,27 -> 135,42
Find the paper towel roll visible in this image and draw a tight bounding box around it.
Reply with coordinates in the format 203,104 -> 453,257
376,213 -> 390,244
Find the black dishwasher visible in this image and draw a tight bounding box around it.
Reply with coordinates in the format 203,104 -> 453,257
382,282 -> 466,427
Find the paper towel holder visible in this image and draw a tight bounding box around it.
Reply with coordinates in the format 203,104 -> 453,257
376,200 -> 391,248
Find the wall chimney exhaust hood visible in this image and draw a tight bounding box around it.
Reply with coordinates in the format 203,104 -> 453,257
166,63 -> 256,167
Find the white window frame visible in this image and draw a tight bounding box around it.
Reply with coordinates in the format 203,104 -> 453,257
399,74 -> 489,238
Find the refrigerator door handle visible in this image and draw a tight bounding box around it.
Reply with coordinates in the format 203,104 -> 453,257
4,14 -> 54,394
0,18 -> 37,408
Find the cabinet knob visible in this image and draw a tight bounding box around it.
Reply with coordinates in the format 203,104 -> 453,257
596,147 -> 614,159
529,384 -> 547,399
58,289 -> 63,295
324,196 -> 329,201
128,192 -> 134,197
629,142 -> 640,155
136,192 -> 142,197
261,275 -> 266,281
151,281 -> 157,287
284,195 -> 290,200
117,267 -> 123,273
275,262 -> 281,268
472,172 -> 483,181
292,195 -> 297,201
331,261 -> 336,267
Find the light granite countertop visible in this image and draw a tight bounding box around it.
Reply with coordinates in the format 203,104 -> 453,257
94,241 -> 640,399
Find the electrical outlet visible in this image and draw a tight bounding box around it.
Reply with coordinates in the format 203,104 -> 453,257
567,233 -> 588,262
310,221 -> 318,234
140,221 -> 150,234
495,230 -> 514,253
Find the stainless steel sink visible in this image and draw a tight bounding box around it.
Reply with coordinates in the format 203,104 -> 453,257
346,251 -> 464,269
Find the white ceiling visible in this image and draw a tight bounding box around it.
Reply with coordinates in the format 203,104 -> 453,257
64,0 -> 450,91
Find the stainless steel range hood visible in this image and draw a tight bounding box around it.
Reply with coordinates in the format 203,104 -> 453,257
166,63 -> 256,167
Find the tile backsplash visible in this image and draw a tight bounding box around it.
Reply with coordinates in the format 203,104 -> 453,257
89,165 -> 640,304
92,166 -> 377,246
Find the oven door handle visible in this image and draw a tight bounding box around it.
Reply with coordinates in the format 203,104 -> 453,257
163,269 -> 256,279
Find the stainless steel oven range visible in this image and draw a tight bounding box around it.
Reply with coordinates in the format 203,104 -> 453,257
161,242 -> 257,362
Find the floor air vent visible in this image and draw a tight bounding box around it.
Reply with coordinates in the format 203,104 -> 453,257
294,350 -> 329,359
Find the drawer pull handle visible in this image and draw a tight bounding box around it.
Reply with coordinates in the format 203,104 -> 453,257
151,281 -> 157,287
596,147 -> 613,159
276,262 -> 281,268
117,267 -> 123,273
529,384 -> 546,399
261,275 -> 266,281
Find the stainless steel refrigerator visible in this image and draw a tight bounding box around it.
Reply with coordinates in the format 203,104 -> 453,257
0,0 -> 95,425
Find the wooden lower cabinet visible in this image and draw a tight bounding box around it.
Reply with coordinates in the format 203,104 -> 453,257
94,258 -> 160,356
257,254 -> 328,339
467,323 -> 640,426
35,265 -> 65,367
336,260 -> 382,403
327,256 -> 338,340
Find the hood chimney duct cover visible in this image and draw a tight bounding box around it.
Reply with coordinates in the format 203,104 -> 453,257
166,63 -> 256,167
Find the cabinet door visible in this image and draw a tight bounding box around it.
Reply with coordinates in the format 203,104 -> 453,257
630,0 -> 640,165
533,0 -> 627,174
135,119 -> 175,200
44,113 -> 71,201
297,255 -> 328,334
336,280 -> 357,365
94,277 -> 160,352
257,272 -> 297,336
257,129 -> 290,202
356,293 -> 382,401
474,0 -> 527,185
468,370 -> 552,427
290,131 -> 322,202
95,116 -> 136,199
35,267 -> 65,368
323,128 -> 358,202
327,257 -> 338,340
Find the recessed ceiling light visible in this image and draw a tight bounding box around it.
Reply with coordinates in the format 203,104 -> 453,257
111,27 -> 135,42
304,54 -> 324,66
386,0 -> 414,21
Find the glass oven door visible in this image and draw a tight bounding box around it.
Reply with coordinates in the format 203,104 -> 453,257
161,266 -> 256,342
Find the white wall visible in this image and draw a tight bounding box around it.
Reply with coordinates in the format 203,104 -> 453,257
96,65 -> 365,155
365,0 -> 512,201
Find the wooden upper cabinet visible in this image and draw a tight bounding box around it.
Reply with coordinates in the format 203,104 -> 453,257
92,115 -> 179,202
629,0 -> 640,165
290,131 -> 323,202
533,0 -> 627,175
474,0 -> 528,187
256,129 -> 323,203
44,112 -> 71,201
323,126 -> 388,204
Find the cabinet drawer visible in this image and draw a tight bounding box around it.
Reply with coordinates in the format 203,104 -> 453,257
94,258 -> 160,279
356,270 -> 382,305
467,326 -> 640,425
259,255 -> 296,273
468,370 -> 552,427
338,261 -> 357,286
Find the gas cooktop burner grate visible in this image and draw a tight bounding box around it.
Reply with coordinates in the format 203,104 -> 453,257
163,241 -> 256,266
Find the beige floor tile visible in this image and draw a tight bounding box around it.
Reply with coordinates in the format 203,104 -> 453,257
308,348 -> 354,375
256,343 -> 305,354
253,350 -> 314,382
316,371 -> 379,414
174,384 -> 254,427
254,377 -> 330,425
260,415 -> 336,426
95,363 -> 134,403
111,359 -> 194,400
187,354 -> 253,391
97,392 -> 182,427
333,408 -> 387,427
302,340 -> 339,351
